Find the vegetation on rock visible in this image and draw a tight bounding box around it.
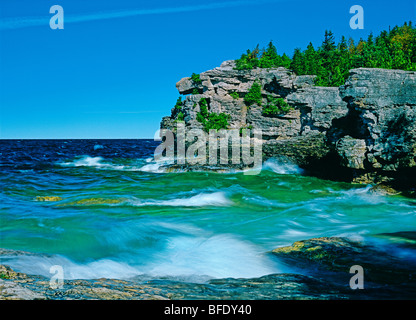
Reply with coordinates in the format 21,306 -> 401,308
196,98 -> 230,132
174,97 -> 183,110
176,112 -> 184,122
262,96 -> 292,117
190,73 -> 202,85
244,81 -> 263,107
230,92 -> 239,99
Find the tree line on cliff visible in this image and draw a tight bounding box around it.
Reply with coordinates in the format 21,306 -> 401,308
235,22 -> 416,87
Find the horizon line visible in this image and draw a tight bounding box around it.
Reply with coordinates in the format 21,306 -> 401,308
0,137 -> 157,140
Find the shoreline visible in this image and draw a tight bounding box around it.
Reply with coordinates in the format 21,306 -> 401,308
2,235 -> 415,300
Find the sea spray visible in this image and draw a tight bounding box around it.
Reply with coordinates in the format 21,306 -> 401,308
263,158 -> 303,175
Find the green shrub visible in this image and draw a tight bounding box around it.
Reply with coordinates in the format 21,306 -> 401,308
191,73 -> 202,84
244,81 -> 262,106
176,112 -> 184,122
262,96 -> 292,116
204,113 -> 230,131
197,98 -> 209,117
174,97 -> 183,110
196,98 -> 229,132
230,92 -> 239,99
192,88 -> 201,95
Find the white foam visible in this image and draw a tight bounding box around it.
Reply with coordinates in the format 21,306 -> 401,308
139,162 -> 165,173
138,158 -> 174,173
263,158 -> 303,175
130,192 -> 232,207
59,156 -> 125,170
331,185 -> 388,205
2,233 -> 283,281
142,234 -> 281,279
2,255 -> 142,280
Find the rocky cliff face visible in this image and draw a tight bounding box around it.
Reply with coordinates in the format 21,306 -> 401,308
161,61 -> 416,194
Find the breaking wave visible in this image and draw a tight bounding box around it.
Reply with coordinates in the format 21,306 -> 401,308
129,192 -> 232,207
263,158 -> 303,175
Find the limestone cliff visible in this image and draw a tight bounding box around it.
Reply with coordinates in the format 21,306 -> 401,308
161,60 -> 416,194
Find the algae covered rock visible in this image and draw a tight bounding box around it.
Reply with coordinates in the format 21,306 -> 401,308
35,196 -> 63,202
56,197 -> 126,206
271,236 -> 416,287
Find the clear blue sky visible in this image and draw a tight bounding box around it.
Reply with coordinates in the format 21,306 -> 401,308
0,0 -> 415,139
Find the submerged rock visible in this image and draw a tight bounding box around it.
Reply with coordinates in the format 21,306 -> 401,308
34,196 -> 63,202
271,236 -> 416,291
56,197 -> 126,206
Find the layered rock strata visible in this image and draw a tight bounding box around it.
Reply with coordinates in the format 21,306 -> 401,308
161,61 -> 416,194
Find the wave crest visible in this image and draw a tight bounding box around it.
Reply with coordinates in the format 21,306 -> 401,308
130,192 -> 232,207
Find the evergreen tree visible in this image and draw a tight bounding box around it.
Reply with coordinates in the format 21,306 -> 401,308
338,36 -> 351,81
290,48 -> 306,75
375,30 -> 393,69
235,45 -> 261,70
322,30 -> 336,53
259,41 -> 281,68
280,53 -> 292,68
303,42 -> 319,75
316,30 -> 338,86
234,22 -> 416,85
362,33 -> 378,68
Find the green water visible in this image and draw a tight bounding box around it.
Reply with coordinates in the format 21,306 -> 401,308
1,143 -> 416,282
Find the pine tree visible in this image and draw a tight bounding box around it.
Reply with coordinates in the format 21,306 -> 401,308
374,30 -> 392,69
316,30 -> 337,86
304,42 -> 318,75
322,30 -> 336,54
234,22 -> 416,84
290,48 -> 306,75
338,36 -> 350,81
259,41 -> 281,68
280,53 -> 292,68
362,33 -> 377,68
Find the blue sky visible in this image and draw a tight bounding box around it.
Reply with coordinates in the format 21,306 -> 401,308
0,0 -> 415,139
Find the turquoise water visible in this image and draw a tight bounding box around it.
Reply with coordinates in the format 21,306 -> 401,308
1,140 -> 416,282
